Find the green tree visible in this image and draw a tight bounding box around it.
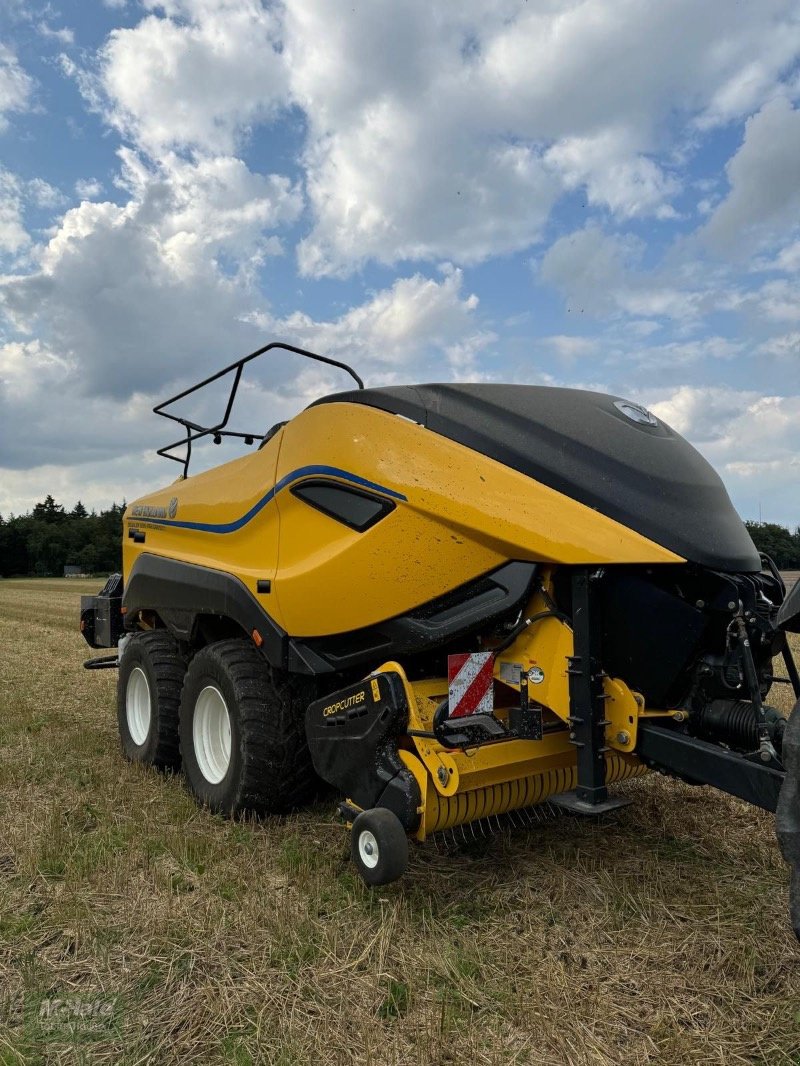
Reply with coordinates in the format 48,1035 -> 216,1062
32,495 -> 66,525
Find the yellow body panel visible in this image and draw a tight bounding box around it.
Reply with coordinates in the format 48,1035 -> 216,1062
124,431 -> 287,626
125,401 -> 682,639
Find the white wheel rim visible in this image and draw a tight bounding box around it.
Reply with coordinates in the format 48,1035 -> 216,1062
358,829 -> 379,869
193,685 -> 232,784
126,667 -> 151,746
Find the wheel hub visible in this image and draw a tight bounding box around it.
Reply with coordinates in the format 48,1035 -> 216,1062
358,829 -> 379,869
193,685 -> 232,784
126,667 -> 151,746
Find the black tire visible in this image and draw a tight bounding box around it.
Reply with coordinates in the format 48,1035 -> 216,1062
179,639 -> 317,818
350,808 -> 409,886
117,631 -> 184,770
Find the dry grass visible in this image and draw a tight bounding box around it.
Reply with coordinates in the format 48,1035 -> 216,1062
0,578 -> 798,1065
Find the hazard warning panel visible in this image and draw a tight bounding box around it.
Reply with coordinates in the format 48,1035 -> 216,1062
447,652 -> 494,718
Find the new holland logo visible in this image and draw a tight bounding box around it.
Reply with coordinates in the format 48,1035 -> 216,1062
168,497 -> 179,519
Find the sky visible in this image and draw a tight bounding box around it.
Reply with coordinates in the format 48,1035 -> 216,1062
1,0 -> 800,527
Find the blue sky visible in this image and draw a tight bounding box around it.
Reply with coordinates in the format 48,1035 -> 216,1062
1,0 -> 800,527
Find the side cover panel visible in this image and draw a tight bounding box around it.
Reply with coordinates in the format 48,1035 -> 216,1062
123,430 -> 284,625
273,402 -> 682,638
313,384 -> 759,572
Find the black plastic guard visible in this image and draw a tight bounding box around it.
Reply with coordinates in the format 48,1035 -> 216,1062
776,700 -> 800,940
777,581 -> 800,633
305,671 -> 420,832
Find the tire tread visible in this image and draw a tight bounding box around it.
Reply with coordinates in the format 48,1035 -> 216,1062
180,639 -> 318,817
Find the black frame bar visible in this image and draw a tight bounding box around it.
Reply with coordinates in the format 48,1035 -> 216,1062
567,567 -> 610,805
153,341 -> 364,477
637,720 -> 784,812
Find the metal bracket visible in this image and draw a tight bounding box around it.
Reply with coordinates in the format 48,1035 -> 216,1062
550,790 -> 633,815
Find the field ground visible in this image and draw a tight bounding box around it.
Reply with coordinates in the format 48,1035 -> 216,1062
0,578 -> 798,1065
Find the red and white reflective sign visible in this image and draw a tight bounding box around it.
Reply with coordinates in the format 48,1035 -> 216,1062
447,652 -> 494,718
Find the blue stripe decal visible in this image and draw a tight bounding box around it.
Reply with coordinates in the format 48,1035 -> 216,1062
137,465 -> 406,535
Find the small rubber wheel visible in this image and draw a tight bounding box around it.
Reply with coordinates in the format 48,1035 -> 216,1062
179,639 -> 318,818
117,631 -> 184,770
350,808 -> 409,886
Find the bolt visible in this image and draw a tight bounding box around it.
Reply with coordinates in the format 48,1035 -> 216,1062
728,601 -> 737,611
569,731 -> 576,740
695,599 -> 705,608
760,749 -> 771,763
615,730 -> 630,745
673,710 -> 687,723
437,765 -> 448,785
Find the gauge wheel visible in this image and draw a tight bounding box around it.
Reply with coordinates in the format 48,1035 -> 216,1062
351,808 -> 409,886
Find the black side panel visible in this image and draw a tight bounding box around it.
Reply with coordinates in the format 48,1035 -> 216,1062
289,560 -> 536,673
599,571 -> 708,707
305,672 -> 420,831
124,554 -> 286,667
312,384 -> 759,572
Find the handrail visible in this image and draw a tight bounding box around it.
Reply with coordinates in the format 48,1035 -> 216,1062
153,341 -> 364,477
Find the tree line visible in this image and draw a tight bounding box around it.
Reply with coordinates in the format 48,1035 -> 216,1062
0,495 -> 124,577
0,497 -> 798,578
744,521 -> 800,570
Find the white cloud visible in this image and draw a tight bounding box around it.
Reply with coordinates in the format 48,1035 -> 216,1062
97,0 -> 287,154
702,98 -> 800,256
37,23 -> 75,46
545,128 -> 679,220
758,331 -> 800,358
755,278 -> 800,323
57,0 -> 800,277
274,266 -> 490,375
628,336 -> 742,372
543,335 -> 598,363
0,169 -> 29,255
757,238 -> 800,274
647,385 -> 800,525
539,225 -> 644,314
117,148 -> 302,273
538,223 -> 756,327
0,43 -> 33,131
0,150 -> 302,401
75,178 -> 104,200
288,0 -> 800,274
27,178 -> 64,209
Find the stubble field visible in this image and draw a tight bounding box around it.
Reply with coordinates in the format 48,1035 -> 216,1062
0,578 -> 798,1065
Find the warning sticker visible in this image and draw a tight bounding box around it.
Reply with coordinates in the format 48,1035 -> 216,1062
370,677 -> 381,701
447,652 -> 494,718
497,660 -> 522,685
